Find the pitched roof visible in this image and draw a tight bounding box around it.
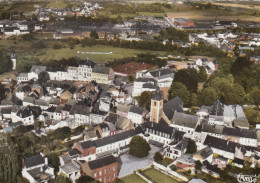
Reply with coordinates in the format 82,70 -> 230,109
233,158 -> 244,165
60,161 -> 80,174
209,100 -> 224,116
152,89 -> 163,101
142,122 -> 174,136
203,135 -> 247,154
203,160 -> 220,174
222,127 -> 257,139
149,68 -> 173,78
24,154 -> 45,168
163,97 -> 183,121
195,147 -> 213,159
171,111 -> 199,129
93,127 -> 144,147
88,155 -> 117,170
92,65 -> 111,75
79,140 -> 95,150
129,106 -> 146,115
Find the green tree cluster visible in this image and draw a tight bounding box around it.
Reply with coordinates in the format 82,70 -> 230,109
129,136 -> 151,158
136,91 -> 153,110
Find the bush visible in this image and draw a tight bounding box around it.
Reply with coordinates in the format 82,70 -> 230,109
53,44 -> 62,49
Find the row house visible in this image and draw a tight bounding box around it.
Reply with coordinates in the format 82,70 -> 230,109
73,127 -> 144,161
142,122 -> 184,148
81,155 -> 118,183
171,111 -> 199,136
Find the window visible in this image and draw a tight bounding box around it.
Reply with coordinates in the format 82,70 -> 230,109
113,166 -> 116,171
108,168 -> 111,173
104,169 -> 106,174
154,101 -> 156,106
94,172 -> 97,177
108,176 -> 110,180
99,171 -> 102,176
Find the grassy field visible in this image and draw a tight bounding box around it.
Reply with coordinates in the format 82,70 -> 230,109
121,173 -> 146,183
0,36 -> 166,64
211,2 -> 260,11
167,9 -> 260,22
142,168 -> 179,183
44,1 -> 78,9
31,45 -> 166,63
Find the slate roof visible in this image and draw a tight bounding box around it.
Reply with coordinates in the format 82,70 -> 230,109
24,154 -> 45,169
149,68 -> 173,78
92,65 -> 111,75
80,58 -> 96,68
46,106 -> 56,113
210,100 -> 224,116
196,147 -> 213,159
201,125 -> 224,134
104,113 -> 118,124
88,155 -> 117,170
142,122 -> 174,136
152,89 -> 163,100
129,106 -> 146,115
203,135 -> 246,154
203,160 -> 220,174
222,127 -> 257,139
79,140 -> 95,150
17,106 -> 32,118
93,126 -> 144,147
163,97 -> 183,121
171,111 -> 199,129
233,158 -> 244,165
135,77 -> 156,83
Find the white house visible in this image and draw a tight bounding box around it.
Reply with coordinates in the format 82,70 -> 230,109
127,106 -> 147,125
22,153 -> 55,183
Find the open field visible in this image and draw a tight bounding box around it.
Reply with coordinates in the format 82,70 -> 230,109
121,173 -> 146,183
45,1 -> 80,9
142,168 -> 179,183
167,9 -> 260,22
32,45 -> 166,63
211,2 -> 260,11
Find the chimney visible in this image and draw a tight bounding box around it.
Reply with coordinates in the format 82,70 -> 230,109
44,157 -> 48,165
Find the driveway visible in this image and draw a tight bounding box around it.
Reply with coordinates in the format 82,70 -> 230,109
118,145 -> 161,178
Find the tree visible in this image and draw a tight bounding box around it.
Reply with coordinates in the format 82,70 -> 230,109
153,152 -> 163,163
51,175 -> 72,183
47,153 -> 60,173
0,84 -> 6,102
186,139 -> 197,154
76,175 -> 97,183
169,82 -> 191,106
129,136 -> 151,158
49,127 -> 71,140
90,30 -> 99,39
38,71 -> 50,86
0,147 -> 21,183
248,87 -> 260,106
190,93 -> 198,107
198,67 -> 207,82
136,91 -> 153,110
198,87 -> 218,106
195,160 -> 202,171
174,68 -> 199,93
0,49 -> 12,75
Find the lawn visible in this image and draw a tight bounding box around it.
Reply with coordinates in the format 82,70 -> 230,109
167,9 -> 260,22
32,45 -> 166,63
45,1 -> 70,9
121,173 -> 146,183
142,168 -> 179,183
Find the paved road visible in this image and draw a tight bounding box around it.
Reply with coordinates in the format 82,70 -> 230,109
118,145 -> 161,178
